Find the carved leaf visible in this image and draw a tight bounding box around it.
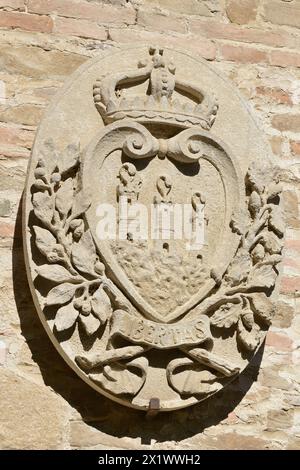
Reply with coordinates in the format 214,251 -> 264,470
263,231 -> 283,254
250,293 -> 275,326
267,182 -> 282,200
46,282 -> 78,306
241,310 -> 254,331
79,314 -> 101,336
71,230 -> 96,275
247,161 -> 272,194
55,178 -> 73,216
248,263 -> 277,289
36,264 -> 82,284
210,303 -> 241,329
40,138 -> 59,173
72,190 -> 91,219
91,287 -> 111,324
61,142 -> 80,174
32,180 -> 48,191
55,302 -> 79,332
33,226 -> 56,257
230,208 -> 248,236
249,191 -> 261,216
90,357 -> 148,396
269,206 -> 285,237
237,318 -> 260,351
32,191 -> 53,225
226,249 -> 252,286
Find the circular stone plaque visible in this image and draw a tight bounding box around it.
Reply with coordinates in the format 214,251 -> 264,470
24,45 -> 283,411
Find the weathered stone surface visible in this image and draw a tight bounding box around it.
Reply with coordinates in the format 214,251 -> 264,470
290,140 -> 300,156
0,44 -> 87,79
70,421 -> 140,449
283,190 -> 300,229
273,301 -> 294,328
260,367 -> 291,390
272,114 -> 300,133
0,104 -> 44,126
0,199 -> 11,217
28,0 -> 136,24
256,86 -> 292,106
266,331 -> 293,351
220,44 -> 268,64
143,0 -> 212,17
0,11 -> 53,33
263,0 -> 300,29
137,8 -> 187,33
0,0 -> 24,9
53,17 -> 107,40
0,369 -> 68,449
109,28 -> 217,60
226,0 -> 259,25
190,17 -> 300,49
269,49 -> 300,68
0,340 -> 7,365
267,409 -> 293,431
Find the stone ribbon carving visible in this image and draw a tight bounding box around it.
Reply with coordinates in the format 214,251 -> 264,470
24,46 -> 283,411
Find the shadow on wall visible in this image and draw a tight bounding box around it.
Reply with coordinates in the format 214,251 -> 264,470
13,196 -> 264,445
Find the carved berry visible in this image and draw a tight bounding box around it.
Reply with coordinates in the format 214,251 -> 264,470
73,225 -> 84,240
73,298 -> 83,310
81,300 -> 91,316
47,252 -> 60,263
37,158 -> 45,167
34,167 -> 46,179
52,244 -> 64,258
51,172 -> 61,183
251,243 -> 265,263
242,311 -> 254,331
70,219 -> 82,230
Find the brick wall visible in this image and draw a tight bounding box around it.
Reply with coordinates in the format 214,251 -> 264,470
0,0 -> 299,450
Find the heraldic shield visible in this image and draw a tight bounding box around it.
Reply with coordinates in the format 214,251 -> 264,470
24,46 -> 284,410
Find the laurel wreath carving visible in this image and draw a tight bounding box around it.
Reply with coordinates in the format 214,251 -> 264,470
30,140 -> 283,399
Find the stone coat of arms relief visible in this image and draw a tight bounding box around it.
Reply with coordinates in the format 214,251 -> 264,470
24,46 -> 284,411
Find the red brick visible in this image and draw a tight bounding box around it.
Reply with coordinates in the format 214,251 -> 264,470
0,125 -> 34,148
263,0 -> 300,29
272,114 -> 300,133
137,8 -> 186,34
109,28 -> 216,61
189,18 -> 298,49
283,190 -> 300,229
266,331 -> 293,351
226,0 -> 258,25
28,0 -> 136,25
0,145 -> 30,159
0,0 -> 24,10
285,239 -> 300,254
220,44 -> 268,64
280,276 -> 300,295
270,50 -> 300,68
290,140 -> 300,156
225,412 -> 239,424
283,257 -> 300,273
53,16 -> 107,40
0,11 -> 53,33
144,0 -> 211,17
0,221 -> 14,238
256,86 -> 292,106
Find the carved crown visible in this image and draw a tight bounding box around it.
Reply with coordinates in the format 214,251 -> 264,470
93,47 -> 218,129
